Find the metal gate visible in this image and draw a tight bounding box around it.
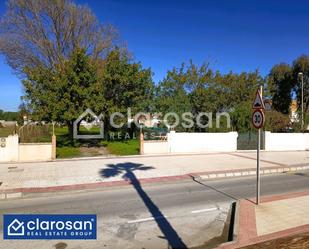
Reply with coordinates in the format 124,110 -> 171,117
237,131 -> 265,150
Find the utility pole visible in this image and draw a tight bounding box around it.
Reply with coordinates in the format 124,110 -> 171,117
302,74 -> 304,132
298,72 -> 304,132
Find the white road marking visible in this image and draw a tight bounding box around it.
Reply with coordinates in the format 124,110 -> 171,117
127,215 -> 168,224
127,207 -> 220,223
191,207 -> 218,214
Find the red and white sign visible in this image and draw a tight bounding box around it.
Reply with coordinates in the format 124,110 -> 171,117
252,90 -> 265,110
252,109 -> 265,129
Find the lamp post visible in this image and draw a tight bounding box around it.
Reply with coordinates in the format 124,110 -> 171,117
298,72 -> 304,132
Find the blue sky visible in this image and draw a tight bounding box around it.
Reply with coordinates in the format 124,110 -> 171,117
1,0 -> 309,111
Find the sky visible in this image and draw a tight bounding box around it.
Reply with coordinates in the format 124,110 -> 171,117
1,0 -> 309,111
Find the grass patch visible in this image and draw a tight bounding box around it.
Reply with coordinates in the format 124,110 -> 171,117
79,126 -> 101,134
54,127 -> 80,158
54,126 -> 68,136
54,126 -> 140,158
56,146 -> 81,158
56,139 -> 139,158
102,139 -> 139,155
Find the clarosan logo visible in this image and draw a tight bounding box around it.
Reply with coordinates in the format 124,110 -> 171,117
3,214 -> 97,240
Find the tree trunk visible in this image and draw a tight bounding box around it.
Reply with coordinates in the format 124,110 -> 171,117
104,116 -> 110,140
77,122 -> 80,133
67,121 -> 74,143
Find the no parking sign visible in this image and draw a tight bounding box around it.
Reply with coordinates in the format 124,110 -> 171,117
252,109 -> 265,129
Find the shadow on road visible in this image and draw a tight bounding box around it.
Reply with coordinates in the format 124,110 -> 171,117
100,162 -> 187,249
190,175 -> 255,204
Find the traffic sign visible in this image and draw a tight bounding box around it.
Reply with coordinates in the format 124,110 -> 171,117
252,109 -> 265,129
253,86 -> 264,206
252,90 -> 265,110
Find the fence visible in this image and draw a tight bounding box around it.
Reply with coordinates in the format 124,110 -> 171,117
142,127 -> 168,141
237,131 -> 265,150
0,123 -> 17,137
18,123 -> 52,143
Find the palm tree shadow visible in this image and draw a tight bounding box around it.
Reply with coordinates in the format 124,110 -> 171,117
190,175 -> 255,204
100,162 -> 187,249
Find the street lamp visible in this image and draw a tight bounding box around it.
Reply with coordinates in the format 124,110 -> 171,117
298,72 -> 304,132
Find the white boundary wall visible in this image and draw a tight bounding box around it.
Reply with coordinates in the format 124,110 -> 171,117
143,131 -> 238,154
0,135 -> 53,162
19,143 -> 53,161
0,135 -> 19,162
143,141 -> 169,154
265,132 -> 309,151
168,131 -> 238,153
306,135 -> 309,150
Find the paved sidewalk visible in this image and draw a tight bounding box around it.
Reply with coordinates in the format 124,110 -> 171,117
216,190 -> 309,249
0,151 -> 308,197
255,195 -> 309,236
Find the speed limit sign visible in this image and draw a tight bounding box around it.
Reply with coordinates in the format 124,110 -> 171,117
252,109 -> 265,129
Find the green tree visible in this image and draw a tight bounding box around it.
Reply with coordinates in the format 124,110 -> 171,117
22,48 -> 102,139
100,48 -> 154,136
268,63 -> 293,114
0,109 -> 19,121
156,61 -> 264,132
187,63 -> 215,114
213,70 -> 263,113
22,48 -> 154,139
155,63 -> 192,131
102,49 -> 154,117
230,101 -> 253,133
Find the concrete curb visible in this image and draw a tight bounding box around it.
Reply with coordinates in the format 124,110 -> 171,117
0,174 -> 192,200
214,201 -> 240,249
0,164 -> 308,200
214,190 -> 309,249
193,165 -> 309,180
231,201 -> 240,242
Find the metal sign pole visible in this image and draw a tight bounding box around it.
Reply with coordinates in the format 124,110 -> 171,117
256,85 -> 263,205
257,127 -> 260,205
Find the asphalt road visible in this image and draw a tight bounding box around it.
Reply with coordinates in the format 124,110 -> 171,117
0,171 -> 309,249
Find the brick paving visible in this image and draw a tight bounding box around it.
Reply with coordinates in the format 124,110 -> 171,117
239,232 -> 309,249
255,195 -> 309,236
215,191 -> 309,249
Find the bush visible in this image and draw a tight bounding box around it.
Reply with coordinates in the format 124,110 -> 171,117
265,111 -> 290,132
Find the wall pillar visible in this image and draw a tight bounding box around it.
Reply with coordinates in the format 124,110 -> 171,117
51,135 -> 56,160
139,132 -> 144,155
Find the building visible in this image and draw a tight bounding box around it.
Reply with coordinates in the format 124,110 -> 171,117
0,120 -> 18,127
290,100 -> 299,123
